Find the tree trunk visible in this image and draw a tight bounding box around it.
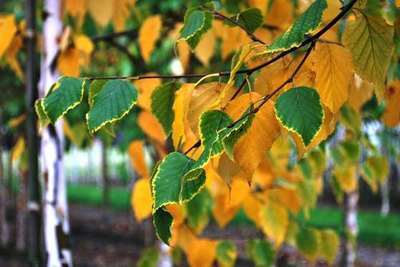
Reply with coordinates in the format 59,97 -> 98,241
380,177 -> 390,217
101,140 -> 110,205
16,171 -> 28,251
341,190 -> 358,267
25,0 -> 43,265
0,112 -> 10,247
39,0 -> 72,266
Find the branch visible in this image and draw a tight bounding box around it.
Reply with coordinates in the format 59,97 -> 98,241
85,0 -> 357,82
107,39 -> 136,63
91,29 -> 138,42
212,11 -> 266,45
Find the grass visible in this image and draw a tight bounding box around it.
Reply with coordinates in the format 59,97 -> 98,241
67,184 -> 400,248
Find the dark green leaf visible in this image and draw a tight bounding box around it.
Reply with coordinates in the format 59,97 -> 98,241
216,240 -> 237,267
275,87 -> 323,146
153,208 -> 174,245
227,8 -> 264,33
267,0 -> 327,52
87,79 -> 138,133
151,82 -> 180,135
246,239 -> 275,267
180,8 -> 213,49
42,76 -> 86,123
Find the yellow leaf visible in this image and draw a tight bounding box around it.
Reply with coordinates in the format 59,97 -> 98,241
382,81 -> 400,127
260,199 -> 289,248
334,164 -> 358,193
11,137 -> 25,162
5,33 -> 23,79
88,0 -> 113,27
187,82 -> 225,136
232,101 -> 281,178
347,74 -> 374,111
134,74 -> 162,111
139,15 -> 162,62
267,188 -> 302,213
318,229 -> 339,265
63,0 -> 87,24
8,114 -> 26,128
229,178 -> 251,207
252,159 -> 274,188
212,188 -> 241,228
216,153 -> 242,185
186,238 -> 217,267
0,15 -> 17,58
73,34 -> 94,55
242,194 -> 262,225
264,0 -> 293,28
137,111 -> 166,145
343,13 -> 394,92
112,0 -> 135,31
177,39 -> 191,72
194,30 -> 215,66
128,140 -> 149,178
131,178 -> 152,222
311,42 -> 354,112
218,22 -> 251,60
165,203 -> 186,226
57,47 -> 80,77
248,0 -> 269,15
172,84 -> 197,150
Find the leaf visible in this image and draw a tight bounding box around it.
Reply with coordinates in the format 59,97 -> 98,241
137,247 -> 159,267
264,0 -> 293,28
382,81 -> 400,127
131,178 -> 153,222
296,227 -> 320,261
232,101 -> 280,177
186,238 -> 217,267
347,75 -> 374,111
260,200 -> 288,248
153,208 -> 173,244
311,42 -> 354,112
112,0 -> 136,31
216,240 -> 237,267
194,30 -> 216,65
343,13 -> 394,90
139,15 -> 162,62
246,239 -> 275,267
0,15 -> 16,58
11,137 -> 25,162
197,110 -> 233,165
88,80 -> 106,107
186,189 -> 212,233
87,79 -> 138,133
88,0 -> 113,27
152,152 -> 206,243
319,229 -> 339,264
128,140 -> 149,178
334,164 -> 358,193
73,34 -> 94,55
267,0 -> 327,52
275,87 -> 324,146
151,82 -> 180,135
138,111 -> 166,144
227,8 -> 264,33
180,8 -> 213,49
57,47 -> 80,77
134,73 -> 162,111
42,77 -> 86,123
35,99 -> 50,127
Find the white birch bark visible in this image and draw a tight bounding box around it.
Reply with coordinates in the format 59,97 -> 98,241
39,0 -> 72,266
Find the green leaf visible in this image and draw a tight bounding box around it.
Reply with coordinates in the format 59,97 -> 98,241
180,8 -> 213,49
87,79 -> 138,133
35,99 -> 50,127
267,0 -> 327,52
152,152 -> 206,244
216,240 -> 237,267
186,189 -> 212,231
218,112 -> 254,159
275,87 -> 323,146
296,227 -> 320,259
88,80 -> 107,107
227,8 -> 264,33
343,12 -> 394,88
151,82 -> 180,135
197,110 -> 233,166
137,247 -> 160,267
245,239 -> 275,267
153,208 -> 173,244
42,76 -> 86,123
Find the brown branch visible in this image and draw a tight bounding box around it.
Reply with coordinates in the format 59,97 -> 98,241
85,0 -> 357,82
91,29 -> 138,42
